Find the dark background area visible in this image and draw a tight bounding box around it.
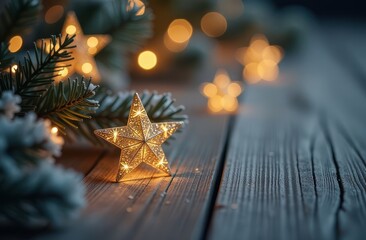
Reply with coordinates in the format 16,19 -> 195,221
274,0 -> 366,19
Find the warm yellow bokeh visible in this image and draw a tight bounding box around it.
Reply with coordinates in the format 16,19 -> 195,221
59,67 -> 69,77
87,37 -> 99,48
82,63 -> 93,73
164,33 -> 188,52
11,64 -> 18,73
51,127 -> 59,135
138,50 -> 157,70
239,35 -> 283,83
66,25 -> 77,35
201,69 -> 242,113
201,12 -> 227,37
214,70 -> 231,88
8,36 -> 23,53
45,5 -> 64,24
167,19 -> 193,44
227,82 -> 242,97
202,83 -> 218,97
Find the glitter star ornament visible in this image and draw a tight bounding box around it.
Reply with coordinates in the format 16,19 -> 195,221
39,11 -> 110,82
94,93 -> 184,182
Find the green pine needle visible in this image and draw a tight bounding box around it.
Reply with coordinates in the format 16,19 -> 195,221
107,0 -> 153,52
0,42 -> 13,70
36,78 -> 99,135
0,34 -> 76,112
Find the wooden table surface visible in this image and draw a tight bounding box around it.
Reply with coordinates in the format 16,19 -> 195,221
8,22 -> 366,240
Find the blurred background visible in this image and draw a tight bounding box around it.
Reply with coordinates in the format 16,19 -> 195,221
2,0 -> 366,113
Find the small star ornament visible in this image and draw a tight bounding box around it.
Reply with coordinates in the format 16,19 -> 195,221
94,93 -> 184,182
39,11 -> 110,82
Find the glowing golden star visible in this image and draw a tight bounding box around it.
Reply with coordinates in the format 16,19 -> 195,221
39,11 -> 110,82
94,93 -> 184,182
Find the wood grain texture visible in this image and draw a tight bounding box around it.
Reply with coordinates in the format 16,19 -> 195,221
55,146 -> 105,175
208,25 -> 366,240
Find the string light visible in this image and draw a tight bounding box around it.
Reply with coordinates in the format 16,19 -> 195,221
51,127 -> 59,135
200,12 -> 227,38
237,35 -> 283,83
137,50 -> 157,70
8,36 -> 23,53
167,19 -> 193,44
94,93 -> 183,182
81,62 -> 93,74
11,64 -> 18,73
201,69 -> 242,113
164,19 -> 193,52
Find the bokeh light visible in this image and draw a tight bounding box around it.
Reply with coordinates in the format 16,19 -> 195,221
82,63 -> 93,73
164,33 -> 189,52
11,64 -> 18,73
8,36 -> 23,53
51,127 -> 59,135
66,25 -> 77,35
201,69 -> 242,113
238,35 -> 283,83
59,67 -> 69,77
45,5 -> 64,24
200,12 -> 227,38
167,19 -> 193,44
138,50 -> 157,70
87,37 -> 99,48
202,83 -> 218,97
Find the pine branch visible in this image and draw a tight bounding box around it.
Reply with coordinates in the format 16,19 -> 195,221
0,42 -> 13,70
89,0 -> 153,87
67,90 -> 188,145
36,78 -> 99,135
0,34 -> 76,112
0,0 -> 41,42
107,0 -> 153,52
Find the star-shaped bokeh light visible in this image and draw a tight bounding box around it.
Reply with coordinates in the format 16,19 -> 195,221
201,69 -> 242,113
237,35 -> 283,84
39,11 -> 110,82
94,93 -> 184,182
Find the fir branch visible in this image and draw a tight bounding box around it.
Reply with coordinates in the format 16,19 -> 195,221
0,0 -> 41,42
68,90 -> 188,145
0,42 -> 13,70
107,0 -> 153,52
36,78 -> 99,134
0,34 -> 76,112
89,0 -> 153,88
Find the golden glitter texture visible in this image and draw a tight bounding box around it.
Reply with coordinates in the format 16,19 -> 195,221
94,93 -> 184,182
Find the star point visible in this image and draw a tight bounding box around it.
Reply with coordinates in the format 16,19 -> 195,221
94,93 -> 183,182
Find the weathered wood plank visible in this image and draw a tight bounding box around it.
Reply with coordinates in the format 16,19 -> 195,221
208,25 -> 366,240
55,146 -> 105,176
208,85 -> 340,240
